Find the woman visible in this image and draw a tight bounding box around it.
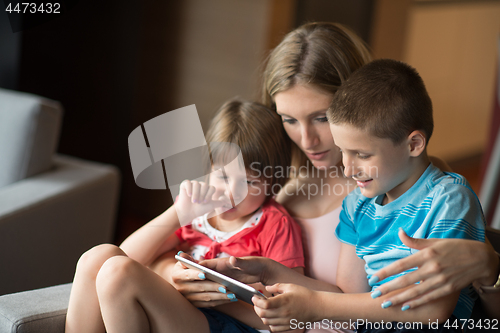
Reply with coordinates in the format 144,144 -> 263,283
165,22 -> 500,330
261,22 -> 500,320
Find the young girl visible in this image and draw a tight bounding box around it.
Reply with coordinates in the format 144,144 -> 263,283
65,99 -> 305,333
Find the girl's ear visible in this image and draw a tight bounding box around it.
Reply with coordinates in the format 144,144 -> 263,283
407,130 -> 426,157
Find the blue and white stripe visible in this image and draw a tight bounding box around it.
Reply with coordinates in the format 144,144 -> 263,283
336,164 -> 486,320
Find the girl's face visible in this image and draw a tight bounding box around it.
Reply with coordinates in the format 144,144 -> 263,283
209,162 -> 268,224
274,84 -> 342,169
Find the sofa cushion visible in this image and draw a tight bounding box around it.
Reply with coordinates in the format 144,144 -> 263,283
0,283 -> 71,333
0,88 -> 62,188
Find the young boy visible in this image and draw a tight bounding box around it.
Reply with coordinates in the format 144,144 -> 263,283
328,59 -> 485,331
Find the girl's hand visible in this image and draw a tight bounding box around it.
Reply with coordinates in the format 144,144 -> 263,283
369,229 -> 499,310
252,283 -> 318,332
170,253 -> 237,307
175,180 -> 230,225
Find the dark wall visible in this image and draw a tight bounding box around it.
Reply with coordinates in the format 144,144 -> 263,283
0,8 -> 21,89
295,0 -> 374,43
6,0 -> 377,241
15,1 -> 183,240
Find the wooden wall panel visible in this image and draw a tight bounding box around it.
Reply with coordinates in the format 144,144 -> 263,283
404,1 -> 500,161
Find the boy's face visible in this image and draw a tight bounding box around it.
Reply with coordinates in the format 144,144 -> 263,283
330,123 -> 415,203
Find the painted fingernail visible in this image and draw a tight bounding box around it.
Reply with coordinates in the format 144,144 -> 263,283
177,250 -> 183,256
368,276 -> 379,286
218,287 -> 226,293
198,272 -> 205,279
401,305 -> 410,311
381,301 -> 392,309
227,293 -> 236,299
371,290 -> 382,299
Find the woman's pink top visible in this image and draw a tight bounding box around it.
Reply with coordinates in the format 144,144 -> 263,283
295,206 -> 352,333
295,206 -> 342,286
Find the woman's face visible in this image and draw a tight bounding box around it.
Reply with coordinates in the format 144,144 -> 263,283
274,84 -> 342,169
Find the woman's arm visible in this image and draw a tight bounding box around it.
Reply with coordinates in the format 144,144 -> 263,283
428,156 -> 452,172
474,277 -> 500,320
203,256 -> 342,293
368,230 -> 500,318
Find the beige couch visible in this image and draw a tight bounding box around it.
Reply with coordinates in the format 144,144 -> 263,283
0,88 -> 120,332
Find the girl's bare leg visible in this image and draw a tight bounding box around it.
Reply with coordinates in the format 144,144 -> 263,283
65,244 -> 126,333
95,255 -> 211,333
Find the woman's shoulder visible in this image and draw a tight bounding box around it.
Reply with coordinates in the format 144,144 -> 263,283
258,199 -> 302,232
262,198 -> 290,216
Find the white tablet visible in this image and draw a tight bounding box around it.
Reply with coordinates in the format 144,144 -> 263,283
175,255 -> 267,305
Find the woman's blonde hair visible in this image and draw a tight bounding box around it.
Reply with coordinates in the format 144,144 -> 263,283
206,98 -> 291,192
261,22 -> 372,169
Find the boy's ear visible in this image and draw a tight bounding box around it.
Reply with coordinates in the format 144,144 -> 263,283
407,130 -> 426,157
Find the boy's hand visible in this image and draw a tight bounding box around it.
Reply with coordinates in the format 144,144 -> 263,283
175,180 -> 230,225
252,283 -> 318,332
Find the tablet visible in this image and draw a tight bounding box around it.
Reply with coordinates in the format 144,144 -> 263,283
175,254 -> 267,305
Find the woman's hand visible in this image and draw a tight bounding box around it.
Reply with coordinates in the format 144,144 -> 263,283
175,180 -> 230,226
370,229 -> 499,310
169,253 -> 237,307
252,283 -> 318,332
201,256 -> 274,285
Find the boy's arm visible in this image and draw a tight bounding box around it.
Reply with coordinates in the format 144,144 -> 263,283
251,283 -> 459,332
313,287 -> 460,323
251,242 -> 458,331
336,243 -> 370,293
252,280 -> 459,331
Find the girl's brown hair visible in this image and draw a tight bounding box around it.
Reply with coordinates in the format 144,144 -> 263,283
206,98 -> 291,192
261,22 -> 372,169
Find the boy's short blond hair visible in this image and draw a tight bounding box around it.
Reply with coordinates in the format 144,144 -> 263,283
206,98 -> 291,190
327,59 -> 433,145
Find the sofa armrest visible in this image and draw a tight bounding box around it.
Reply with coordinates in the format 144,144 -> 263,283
0,155 -> 120,295
0,284 -> 71,333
